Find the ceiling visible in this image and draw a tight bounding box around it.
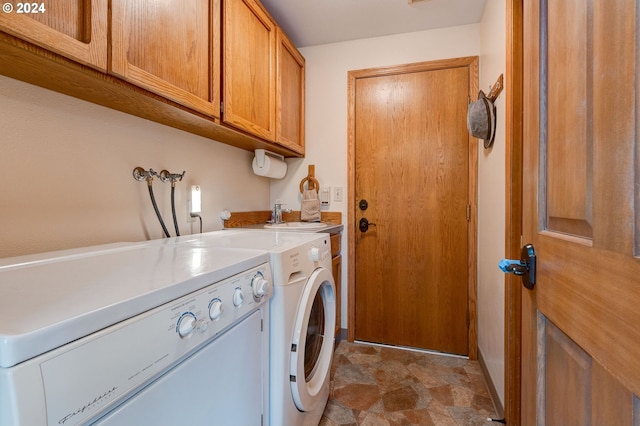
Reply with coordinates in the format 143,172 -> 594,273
260,0 -> 489,48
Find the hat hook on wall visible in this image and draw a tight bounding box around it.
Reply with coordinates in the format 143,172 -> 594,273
486,74 -> 504,103
467,73 -> 503,150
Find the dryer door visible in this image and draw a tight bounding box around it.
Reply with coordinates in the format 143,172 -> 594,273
289,267 -> 336,412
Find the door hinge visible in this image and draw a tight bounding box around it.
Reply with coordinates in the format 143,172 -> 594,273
466,310 -> 470,328
220,101 -> 224,114
261,318 -> 264,332
466,205 -> 471,222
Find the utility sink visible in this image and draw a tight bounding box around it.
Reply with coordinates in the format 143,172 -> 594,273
264,222 -> 328,231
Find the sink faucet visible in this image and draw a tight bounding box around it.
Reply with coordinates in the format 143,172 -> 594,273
273,203 -> 290,224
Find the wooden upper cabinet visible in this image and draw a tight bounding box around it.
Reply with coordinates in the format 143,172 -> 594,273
110,0 -> 220,118
0,0 -> 305,157
223,0 -> 276,141
0,0 -> 108,70
276,28 -> 305,154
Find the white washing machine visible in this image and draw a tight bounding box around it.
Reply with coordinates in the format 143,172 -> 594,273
178,230 -> 336,425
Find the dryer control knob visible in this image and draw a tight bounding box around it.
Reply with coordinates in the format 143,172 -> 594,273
208,298 -> 223,320
233,287 -> 244,307
176,312 -> 197,338
310,247 -> 321,262
252,275 -> 270,298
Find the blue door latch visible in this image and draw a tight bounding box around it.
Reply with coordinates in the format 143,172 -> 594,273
498,259 -> 527,275
499,243 -> 536,290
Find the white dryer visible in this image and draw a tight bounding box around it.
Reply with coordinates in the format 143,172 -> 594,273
0,240 -> 272,426
181,230 -> 336,425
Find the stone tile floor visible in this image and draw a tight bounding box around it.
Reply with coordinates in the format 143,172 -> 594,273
320,341 -> 497,426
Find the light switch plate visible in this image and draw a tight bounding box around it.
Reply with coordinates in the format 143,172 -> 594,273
334,187 -> 344,202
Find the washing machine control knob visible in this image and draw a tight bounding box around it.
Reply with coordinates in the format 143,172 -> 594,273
310,247 -> 321,262
176,312 -> 197,338
197,319 -> 209,333
208,298 -> 223,320
251,274 -> 270,298
233,287 -> 244,307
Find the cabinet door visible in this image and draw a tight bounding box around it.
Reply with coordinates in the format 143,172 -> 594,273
276,28 -> 305,154
0,0 -> 107,70
332,254 -> 342,337
111,0 -> 220,117
223,0 -> 276,141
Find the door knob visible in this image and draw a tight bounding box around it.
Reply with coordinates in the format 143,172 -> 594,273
499,244 -> 536,290
359,218 -> 376,232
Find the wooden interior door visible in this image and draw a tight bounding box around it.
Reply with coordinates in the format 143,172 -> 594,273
521,0 -> 640,423
349,58 -> 478,356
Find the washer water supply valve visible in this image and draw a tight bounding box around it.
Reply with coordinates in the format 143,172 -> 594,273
132,167 -> 188,237
158,170 -> 186,185
132,166 -> 157,182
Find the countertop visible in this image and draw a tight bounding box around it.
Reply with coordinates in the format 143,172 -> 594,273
223,211 -> 343,235
233,222 -> 344,234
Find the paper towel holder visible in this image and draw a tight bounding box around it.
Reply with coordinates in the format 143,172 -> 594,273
252,149 -> 287,179
254,149 -> 284,168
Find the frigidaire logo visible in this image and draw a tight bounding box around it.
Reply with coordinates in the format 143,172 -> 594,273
58,386 -> 118,424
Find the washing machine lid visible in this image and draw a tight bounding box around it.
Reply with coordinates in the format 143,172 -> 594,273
0,240 -> 269,367
289,267 -> 336,412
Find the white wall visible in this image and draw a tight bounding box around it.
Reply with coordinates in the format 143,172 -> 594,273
478,0 -> 507,409
273,9 -> 507,407
271,24 -> 482,338
0,75 -> 270,258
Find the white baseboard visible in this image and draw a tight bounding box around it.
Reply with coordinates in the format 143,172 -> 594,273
478,348 -> 504,419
